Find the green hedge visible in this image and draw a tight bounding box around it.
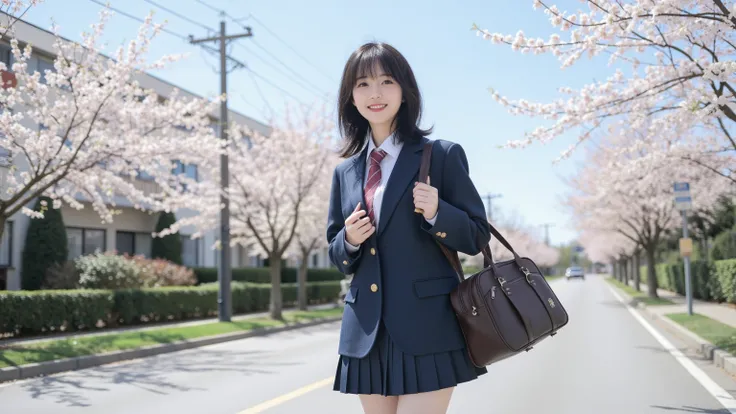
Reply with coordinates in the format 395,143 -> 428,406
0,281 -> 341,338
639,259 -> 736,303
192,267 -> 345,284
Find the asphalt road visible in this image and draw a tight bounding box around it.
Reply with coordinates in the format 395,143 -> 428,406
3,274 -> 736,413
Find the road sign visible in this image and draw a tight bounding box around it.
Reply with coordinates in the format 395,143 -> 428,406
673,182 -> 692,211
675,196 -> 692,210
679,237 -> 693,257
574,246 -> 584,253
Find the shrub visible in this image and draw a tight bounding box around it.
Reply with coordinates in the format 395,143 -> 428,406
21,196 -> 68,290
0,281 -> 341,337
76,251 -> 144,289
132,256 -> 197,287
151,212 -> 182,264
41,261 -> 80,290
711,229 -> 736,261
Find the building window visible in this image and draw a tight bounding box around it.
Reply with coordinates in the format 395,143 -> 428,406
67,227 -> 106,260
181,234 -> 199,267
0,221 -> 13,266
116,231 -> 152,258
37,58 -> 54,84
0,43 -> 12,68
173,160 -> 198,181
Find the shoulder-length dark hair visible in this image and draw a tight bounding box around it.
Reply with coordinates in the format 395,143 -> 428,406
337,42 -> 432,158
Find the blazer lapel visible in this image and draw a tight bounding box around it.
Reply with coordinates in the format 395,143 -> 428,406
345,145 -> 369,213
378,137 -> 426,237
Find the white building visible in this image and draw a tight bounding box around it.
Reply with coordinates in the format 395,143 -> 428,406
0,15 -> 331,290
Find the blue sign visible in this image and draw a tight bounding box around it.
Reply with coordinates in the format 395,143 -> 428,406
674,182 -> 690,192
574,246 -> 584,253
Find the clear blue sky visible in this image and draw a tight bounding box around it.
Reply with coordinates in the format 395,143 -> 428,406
20,0 -> 608,247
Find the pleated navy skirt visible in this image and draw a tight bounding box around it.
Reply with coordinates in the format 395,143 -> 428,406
333,320 -> 487,396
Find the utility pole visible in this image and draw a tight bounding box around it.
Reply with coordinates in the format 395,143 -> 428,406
190,18 -> 253,322
539,223 -> 555,246
481,193 -> 502,221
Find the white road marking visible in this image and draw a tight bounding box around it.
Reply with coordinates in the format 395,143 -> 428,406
606,284 -> 736,412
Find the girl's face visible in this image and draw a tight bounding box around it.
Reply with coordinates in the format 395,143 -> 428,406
351,64 -> 403,131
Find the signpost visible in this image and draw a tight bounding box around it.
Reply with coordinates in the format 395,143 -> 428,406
674,182 -> 693,316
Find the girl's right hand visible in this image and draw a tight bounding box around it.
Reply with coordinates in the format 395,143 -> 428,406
345,202 -> 375,246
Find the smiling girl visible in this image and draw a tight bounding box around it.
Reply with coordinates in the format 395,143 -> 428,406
326,42 -> 491,414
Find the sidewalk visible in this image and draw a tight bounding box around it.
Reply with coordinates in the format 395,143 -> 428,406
624,279 -> 736,328
0,303 -> 339,347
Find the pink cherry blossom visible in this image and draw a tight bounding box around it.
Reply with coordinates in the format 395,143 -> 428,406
0,8 -> 223,242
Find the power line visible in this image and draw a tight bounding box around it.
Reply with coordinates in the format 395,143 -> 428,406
194,0 -> 334,84
234,42 -> 327,99
89,0 -> 189,41
142,0 -> 214,32
88,1 -> 308,109
248,67 -> 306,105
242,13 -> 335,84
144,0 -> 328,101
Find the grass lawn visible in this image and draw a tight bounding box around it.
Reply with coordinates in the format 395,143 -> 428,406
605,277 -> 674,306
667,313 -> 736,355
0,307 -> 343,369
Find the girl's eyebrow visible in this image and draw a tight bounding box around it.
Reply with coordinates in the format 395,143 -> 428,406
356,73 -> 390,81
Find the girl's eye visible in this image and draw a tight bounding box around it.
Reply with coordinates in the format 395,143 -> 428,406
356,82 -> 367,87
383,79 -> 394,84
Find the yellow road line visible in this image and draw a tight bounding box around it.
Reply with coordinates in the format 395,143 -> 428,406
237,377 -> 334,414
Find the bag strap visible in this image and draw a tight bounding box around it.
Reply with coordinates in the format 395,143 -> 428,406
417,140 -> 523,282
417,141 -> 465,283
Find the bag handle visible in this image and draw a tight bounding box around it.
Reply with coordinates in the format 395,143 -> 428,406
417,141 -> 523,282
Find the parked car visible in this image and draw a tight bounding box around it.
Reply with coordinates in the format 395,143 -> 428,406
565,266 -> 585,280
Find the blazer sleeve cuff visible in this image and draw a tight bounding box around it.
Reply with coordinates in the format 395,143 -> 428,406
332,227 -> 362,273
344,232 -> 360,253
420,198 -> 476,252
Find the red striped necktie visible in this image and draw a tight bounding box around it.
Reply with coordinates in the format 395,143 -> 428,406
365,148 -> 388,225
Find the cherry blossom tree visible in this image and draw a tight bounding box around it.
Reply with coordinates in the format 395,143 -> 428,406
287,153 -> 339,310
563,127 -> 731,297
170,104 -> 335,320
0,1 -> 41,36
0,8 -> 223,242
473,1 -> 736,181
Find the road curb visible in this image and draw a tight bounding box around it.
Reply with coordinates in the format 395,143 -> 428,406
0,315 -> 342,384
610,281 -> 736,377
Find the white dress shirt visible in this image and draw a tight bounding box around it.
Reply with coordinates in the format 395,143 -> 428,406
345,132 -> 437,252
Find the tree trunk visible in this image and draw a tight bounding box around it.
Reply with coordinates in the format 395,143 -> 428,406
612,261 -> 618,280
633,250 -> 641,292
646,244 -> 659,298
623,257 -> 629,286
298,255 -> 308,311
269,253 -> 283,320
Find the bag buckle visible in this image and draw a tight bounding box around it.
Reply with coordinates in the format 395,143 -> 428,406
520,266 -> 533,284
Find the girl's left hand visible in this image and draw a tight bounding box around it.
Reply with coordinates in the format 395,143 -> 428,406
413,176 -> 438,220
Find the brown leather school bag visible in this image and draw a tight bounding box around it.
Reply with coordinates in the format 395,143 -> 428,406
417,141 -> 569,367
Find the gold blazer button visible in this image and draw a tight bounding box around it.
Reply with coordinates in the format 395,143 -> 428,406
343,260 -> 348,265
370,248 -> 376,255
371,283 -> 378,292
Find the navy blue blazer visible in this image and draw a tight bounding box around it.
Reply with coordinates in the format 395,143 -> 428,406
326,136 -> 491,358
